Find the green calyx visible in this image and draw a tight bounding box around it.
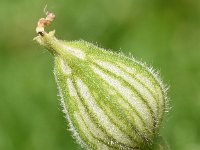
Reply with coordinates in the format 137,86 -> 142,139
34,12 -> 168,150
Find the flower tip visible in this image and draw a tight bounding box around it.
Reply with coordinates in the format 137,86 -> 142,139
36,7 -> 55,36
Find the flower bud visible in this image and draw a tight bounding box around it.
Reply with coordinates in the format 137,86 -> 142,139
35,31 -> 167,150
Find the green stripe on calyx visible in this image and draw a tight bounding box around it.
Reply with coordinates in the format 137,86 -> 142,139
90,63 -> 155,141
73,78 -> 135,149
35,11 -> 167,150
76,79 -> 139,143
90,61 -> 157,128
55,59 -> 127,148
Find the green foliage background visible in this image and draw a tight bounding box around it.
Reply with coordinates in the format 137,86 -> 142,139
0,0 -> 200,150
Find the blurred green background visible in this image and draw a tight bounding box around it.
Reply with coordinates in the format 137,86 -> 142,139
0,0 -> 200,150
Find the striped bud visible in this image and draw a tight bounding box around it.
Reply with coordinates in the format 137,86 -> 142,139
35,31 -> 167,150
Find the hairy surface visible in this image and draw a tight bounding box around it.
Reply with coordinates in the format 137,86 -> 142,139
35,31 -> 168,150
